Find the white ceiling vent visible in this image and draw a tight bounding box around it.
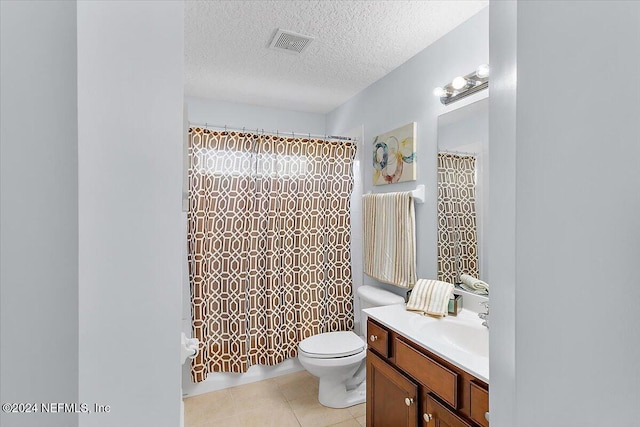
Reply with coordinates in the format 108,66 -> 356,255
269,29 -> 314,54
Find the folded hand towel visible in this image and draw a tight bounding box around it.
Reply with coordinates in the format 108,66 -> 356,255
459,274 -> 489,295
406,279 -> 454,317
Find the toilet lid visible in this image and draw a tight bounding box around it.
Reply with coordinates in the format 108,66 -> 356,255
299,331 -> 365,359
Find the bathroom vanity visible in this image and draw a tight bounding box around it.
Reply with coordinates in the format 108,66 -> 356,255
365,305 -> 489,427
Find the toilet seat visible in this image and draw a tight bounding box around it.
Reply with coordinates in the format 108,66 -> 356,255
299,331 -> 365,359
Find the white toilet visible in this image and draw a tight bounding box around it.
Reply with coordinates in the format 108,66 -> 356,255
298,285 -> 405,408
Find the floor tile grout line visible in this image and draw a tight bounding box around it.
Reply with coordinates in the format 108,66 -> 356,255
283,396 -> 303,427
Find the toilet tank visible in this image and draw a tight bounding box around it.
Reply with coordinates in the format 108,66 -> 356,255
356,286 -> 405,336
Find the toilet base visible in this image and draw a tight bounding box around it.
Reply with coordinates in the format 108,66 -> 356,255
318,377 -> 366,409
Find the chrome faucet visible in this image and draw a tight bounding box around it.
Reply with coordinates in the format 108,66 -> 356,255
478,302 -> 489,328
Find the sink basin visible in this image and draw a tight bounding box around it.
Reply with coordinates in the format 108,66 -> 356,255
424,321 -> 489,358
407,313 -> 489,359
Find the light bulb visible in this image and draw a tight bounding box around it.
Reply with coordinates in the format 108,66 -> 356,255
476,64 -> 490,78
433,87 -> 446,97
452,76 -> 467,90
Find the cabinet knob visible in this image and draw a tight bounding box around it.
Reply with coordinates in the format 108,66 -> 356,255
369,335 -> 378,342
485,411 -> 490,422
423,413 -> 433,422
404,397 -> 414,406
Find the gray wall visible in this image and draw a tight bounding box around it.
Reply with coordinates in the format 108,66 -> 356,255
487,1 -> 517,425
2,2 -> 187,425
490,1 -> 640,425
0,2 -> 79,426
326,8 -> 489,298
77,2 -> 184,426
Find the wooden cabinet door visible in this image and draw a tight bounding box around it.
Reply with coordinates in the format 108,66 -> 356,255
469,381 -> 489,427
367,350 -> 419,427
423,394 -> 473,427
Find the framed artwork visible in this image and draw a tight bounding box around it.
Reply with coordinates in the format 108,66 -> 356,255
372,122 -> 416,185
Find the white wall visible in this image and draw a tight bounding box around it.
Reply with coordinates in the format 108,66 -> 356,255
326,7 -> 489,300
77,2 -> 184,426
186,96 -> 326,135
344,125 -> 366,335
491,1 -> 640,426
0,2 -> 79,426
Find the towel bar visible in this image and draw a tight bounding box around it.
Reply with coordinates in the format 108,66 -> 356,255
411,185 -> 425,203
365,184 -> 425,204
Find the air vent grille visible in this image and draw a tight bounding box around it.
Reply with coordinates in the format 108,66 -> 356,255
269,29 -> 314,54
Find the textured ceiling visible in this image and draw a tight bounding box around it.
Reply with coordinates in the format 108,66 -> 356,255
185,1 -> 488,113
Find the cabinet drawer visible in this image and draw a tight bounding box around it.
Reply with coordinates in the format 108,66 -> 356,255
423,394 -> 472,427
395,338 -> 458,408
469,381 -> 489,427
367,319 -> 390,358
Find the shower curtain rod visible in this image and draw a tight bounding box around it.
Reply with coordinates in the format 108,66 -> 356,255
188,122 -> 357,142
438,149 -> 477,157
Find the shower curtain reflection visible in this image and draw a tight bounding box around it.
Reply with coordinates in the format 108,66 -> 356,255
437,152 -> 479,284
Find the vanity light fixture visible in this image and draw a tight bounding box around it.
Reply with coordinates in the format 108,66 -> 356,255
476,63 -> 490,78
432,87 -> 448,97
433,64 -> 489,105
451,76 -> 468,90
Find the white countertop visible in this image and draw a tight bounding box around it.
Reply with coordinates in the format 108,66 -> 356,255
364,304 -> 489,383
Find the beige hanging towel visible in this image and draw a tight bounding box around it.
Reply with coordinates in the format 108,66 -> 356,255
363,192 -> 417,288
406,279 -> 455,317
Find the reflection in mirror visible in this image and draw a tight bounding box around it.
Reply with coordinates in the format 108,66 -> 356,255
436,98 -> 488,292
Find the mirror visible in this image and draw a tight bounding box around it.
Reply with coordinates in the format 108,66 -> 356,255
436,98 -> 489,290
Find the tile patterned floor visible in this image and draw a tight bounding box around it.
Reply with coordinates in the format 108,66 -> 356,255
184,371 -> 366,427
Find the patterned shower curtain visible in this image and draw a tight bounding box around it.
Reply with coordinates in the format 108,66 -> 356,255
187,128 -> 356,381
437,152 -> 479,284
